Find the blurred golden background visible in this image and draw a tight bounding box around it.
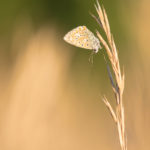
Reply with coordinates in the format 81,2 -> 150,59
0,0 -> 150,150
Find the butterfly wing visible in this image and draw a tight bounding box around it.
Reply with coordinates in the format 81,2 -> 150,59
64,26 -> 94,50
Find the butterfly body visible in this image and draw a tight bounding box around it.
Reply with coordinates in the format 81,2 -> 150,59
64,26 -> 101,53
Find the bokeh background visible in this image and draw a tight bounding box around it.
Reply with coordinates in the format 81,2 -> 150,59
0,0 -> 150,150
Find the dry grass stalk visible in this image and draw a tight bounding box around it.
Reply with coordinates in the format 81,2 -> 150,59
94,1 -> 127,150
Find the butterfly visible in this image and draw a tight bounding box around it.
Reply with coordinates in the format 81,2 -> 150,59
63,26 -> 101,53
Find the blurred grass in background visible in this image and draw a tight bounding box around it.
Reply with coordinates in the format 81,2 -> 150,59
0,0 -> 150,150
